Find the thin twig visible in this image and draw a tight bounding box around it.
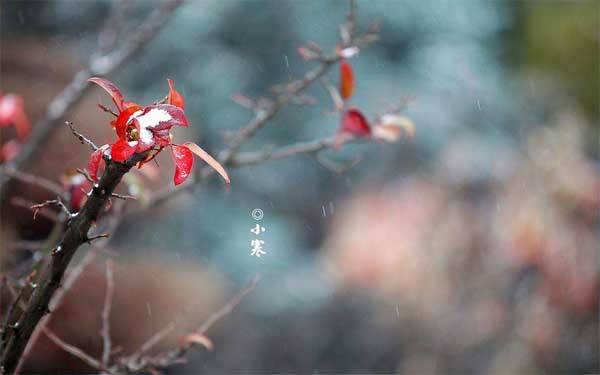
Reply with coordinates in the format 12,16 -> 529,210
230,135 -> 362,166
115,277 -> 259,373
76,168 -> 95,184
66,122 -> 98,151
42,327 -> 114,374
30,197 -> 72,220
10,197 -> 61,223
100,260 -> 115,367
110,193 -> 136,201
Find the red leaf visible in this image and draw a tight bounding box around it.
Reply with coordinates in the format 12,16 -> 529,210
87,146 -> 107,181
0,139 -> 21,162
0,95 -> 30,140
339,60 -> 355,100
113,105 -> 142,140
88,77 -> 125,111
167,79 -> 185,109
171,144 -> 194,185
340,108 -> 371,137
183,142 -> 230,184
110,139 -> 137,162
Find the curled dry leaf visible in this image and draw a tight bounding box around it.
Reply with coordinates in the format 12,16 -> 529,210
182,333 -> 214,351
372,114 -> 415,142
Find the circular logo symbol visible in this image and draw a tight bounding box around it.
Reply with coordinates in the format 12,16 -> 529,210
251,208 -> 264,221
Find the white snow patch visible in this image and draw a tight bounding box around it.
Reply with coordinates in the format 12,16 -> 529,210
128,108 -> 172,144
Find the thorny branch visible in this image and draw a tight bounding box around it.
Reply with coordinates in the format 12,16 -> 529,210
0,152 -> 147,375
13,201 -> 127,374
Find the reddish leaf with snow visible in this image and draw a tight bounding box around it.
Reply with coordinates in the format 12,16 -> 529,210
88,77 -> 229,187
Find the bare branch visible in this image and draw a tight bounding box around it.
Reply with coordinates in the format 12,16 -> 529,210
116,277 -> 259,373
230,135 -> 364,167
30,197 -> 72,220
11,197 -> 61,223
66,122 -> 98,151
76,168 -> 95,184
42,328 -> 114,374
0,168 -> 65,198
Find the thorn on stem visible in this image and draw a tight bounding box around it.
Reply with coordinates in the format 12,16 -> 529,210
86,233 -> 110,243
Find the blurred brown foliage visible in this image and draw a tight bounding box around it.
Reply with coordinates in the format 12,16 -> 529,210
323,110 -> 598,373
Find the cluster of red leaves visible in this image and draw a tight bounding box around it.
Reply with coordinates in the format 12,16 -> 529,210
0,93 -> 31,162
87,78 -> 230,186
336,58 -> 415,143
337,60 -> 371,138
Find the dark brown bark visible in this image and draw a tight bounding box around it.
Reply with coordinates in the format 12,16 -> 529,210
0,154 -> 145,375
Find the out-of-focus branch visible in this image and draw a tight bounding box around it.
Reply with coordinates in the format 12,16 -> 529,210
114,277 -> 259,374
0,153 -> 146,375
0,168 -> 65,199
100,260 -> 115,367
133,1 -> 378,211
42,328 -> 114,374
230,135 -> 364,167
0,0 -> 184,193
